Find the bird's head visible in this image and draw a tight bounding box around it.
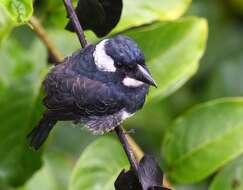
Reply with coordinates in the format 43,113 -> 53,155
93,35 -> 157,88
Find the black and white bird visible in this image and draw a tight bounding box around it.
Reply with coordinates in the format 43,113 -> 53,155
28,35 -> 157,150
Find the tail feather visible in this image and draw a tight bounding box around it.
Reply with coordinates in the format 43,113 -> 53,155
27,115 -> 56,150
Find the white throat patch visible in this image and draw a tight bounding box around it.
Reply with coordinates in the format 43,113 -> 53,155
93,39 -> 116,72
123,77 -> 144,88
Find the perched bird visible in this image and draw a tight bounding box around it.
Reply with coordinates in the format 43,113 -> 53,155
28,35 -> 157,150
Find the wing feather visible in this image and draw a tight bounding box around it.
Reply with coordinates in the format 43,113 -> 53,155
43,64 -> 124,117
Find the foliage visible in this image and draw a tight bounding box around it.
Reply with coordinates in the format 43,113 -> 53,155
69,137 -> 128,190
163,98 -> 243,183
209,155 -> 243,190
0,37 -> 45,187
125,17 -> 207,100
0,0 -> 33,42
1,0 -> 243,190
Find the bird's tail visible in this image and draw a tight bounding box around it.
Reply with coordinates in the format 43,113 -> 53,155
27,113 -> 57,150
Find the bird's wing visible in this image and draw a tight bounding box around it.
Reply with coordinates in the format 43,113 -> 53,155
43,68 -> 124,117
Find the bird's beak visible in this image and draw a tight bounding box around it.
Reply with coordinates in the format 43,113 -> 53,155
135,65 -> 157,88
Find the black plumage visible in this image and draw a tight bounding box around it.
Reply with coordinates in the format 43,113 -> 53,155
28,35 -> 156,150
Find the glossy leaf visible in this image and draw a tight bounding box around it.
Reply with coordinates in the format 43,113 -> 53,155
209,155 -> 243,190
35,0 -> 191,34
125,17 -> 208,101
0,5 -> 14,42
69,137 -> 129,190
0,0 -> 33,42
162,98 -> 243,183
115,0 -> 192,32
0,0 -> 33,23
17,151 -> 73,190
0,34 -> 47,187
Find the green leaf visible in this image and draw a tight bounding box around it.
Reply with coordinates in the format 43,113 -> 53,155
175,182 -> 209,190
0,32 -> 47,187
0,0 -> 33,42
124,100 -> 171,153
69,137 -> 129,190
0,5 -> 15,42
17,165 -> 58,190
35,0 -> 191,34
17,151 -> 73,190
209,155 -> 243,190
115,0 -> 192,32
0,0 -> 33,23
125,17 -> 208,101
162,98 -> 243,183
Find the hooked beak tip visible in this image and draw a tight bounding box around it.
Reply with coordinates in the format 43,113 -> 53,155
148,78 -> 158,88
152,81 -> 158,88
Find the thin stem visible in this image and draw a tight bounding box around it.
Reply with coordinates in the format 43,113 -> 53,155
29,16 -> 64,63
63,0 -> 88,48
115,126 -> 139,174
126,133 -> 143,161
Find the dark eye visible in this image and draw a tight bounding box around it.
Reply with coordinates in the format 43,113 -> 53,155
127,64 -> 135,70
115,62 -> 122,68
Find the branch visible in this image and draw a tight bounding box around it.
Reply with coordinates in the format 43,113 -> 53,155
63,0 -> 88,48
126,131 -> 174,190
29,16 -> 64,63
115,126 -> 139,173
60,2 -> 141,176
126,133 -> 144,161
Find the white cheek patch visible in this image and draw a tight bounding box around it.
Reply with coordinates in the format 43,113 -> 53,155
122,77 -> 144,88
93,39 -> 116,72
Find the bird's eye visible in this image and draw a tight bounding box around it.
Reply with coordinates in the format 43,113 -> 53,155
127,64 -> 135,70
116,62 -> 122,68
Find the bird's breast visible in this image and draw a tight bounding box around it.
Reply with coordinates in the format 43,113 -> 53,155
112,84 -> 149,113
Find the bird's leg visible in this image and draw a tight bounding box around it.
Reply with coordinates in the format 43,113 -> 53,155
115,126 -> 139,174
63,0 -> 88,48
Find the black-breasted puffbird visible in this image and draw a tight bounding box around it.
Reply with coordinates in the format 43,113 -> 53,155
28,35 -> 157,150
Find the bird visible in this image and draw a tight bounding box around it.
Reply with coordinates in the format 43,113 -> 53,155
27,35 -> 157,150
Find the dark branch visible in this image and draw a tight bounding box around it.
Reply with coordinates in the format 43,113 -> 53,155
63,0 -> 88,48
115,126 -> 139,174
63,1 -> 138,174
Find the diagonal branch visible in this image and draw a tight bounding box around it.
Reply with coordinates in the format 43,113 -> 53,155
63,0 -> 88,48
61,0 -> 141,175
115,126 -> 139,173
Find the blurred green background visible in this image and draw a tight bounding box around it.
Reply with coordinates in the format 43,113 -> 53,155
1,0 -> 243,190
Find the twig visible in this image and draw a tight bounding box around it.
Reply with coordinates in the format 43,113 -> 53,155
63,0 -> 88,48
126,133 -> 144,161
115,126 -> 139,173
61,0 -> 140,176
126,133 -> 174,190
29,16 -> 64,63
